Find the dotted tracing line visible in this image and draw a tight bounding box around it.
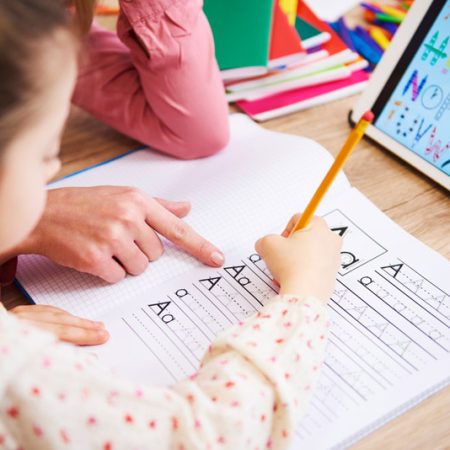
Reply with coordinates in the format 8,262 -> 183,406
216,284 -> 251,315
333,291 -> 426,366
243,281 -> 273,301
326,354 -> 375,397
188,292 -> 223,330
366,280 -> 449,348
169,321 -> 205,356
133,313 -> 190,376
331,321 -> 399,380
252,261 -> 272,280
387,267 -> 450,307
314,372 -> 352,411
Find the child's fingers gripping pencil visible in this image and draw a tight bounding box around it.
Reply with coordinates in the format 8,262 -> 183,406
267,111 -> 374,287
289,111 -> 375,236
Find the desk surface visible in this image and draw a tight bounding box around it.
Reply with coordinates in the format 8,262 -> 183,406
2,8 -> 450,450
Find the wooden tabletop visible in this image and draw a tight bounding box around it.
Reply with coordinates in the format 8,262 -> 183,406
3,8 -> 450,450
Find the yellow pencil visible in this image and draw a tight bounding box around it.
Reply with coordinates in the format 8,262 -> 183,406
289,111 -> 375,235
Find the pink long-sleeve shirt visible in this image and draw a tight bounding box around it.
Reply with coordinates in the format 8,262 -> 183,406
73,0 -> 230,159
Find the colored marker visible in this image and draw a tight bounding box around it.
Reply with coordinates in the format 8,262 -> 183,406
355,26 -> 384,53
369,26 -> 391,50
371,24 -> 392,39
363,9 -> 377,22
373,19 -> 399,35
289,112 -> 375,233
336,18 -> 357,51
360,2 -> 384,14
350,30 -> 382,65
375,13 -> 403,24
400,1 -> 413,10
381,5 -> 407,19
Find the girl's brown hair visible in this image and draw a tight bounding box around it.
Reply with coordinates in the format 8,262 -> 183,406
0,0 -> 96,151
72,0 -> 96,35
0,0 -> 73,151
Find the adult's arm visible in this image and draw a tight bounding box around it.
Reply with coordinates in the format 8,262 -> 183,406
73,0 -> 229,159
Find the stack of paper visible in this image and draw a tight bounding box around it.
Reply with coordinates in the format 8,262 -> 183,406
204,0 -> 370,121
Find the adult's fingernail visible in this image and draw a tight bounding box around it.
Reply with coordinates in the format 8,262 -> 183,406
94,321 -> 105,329
211,251 -> 225,266
98,330 -> 109,339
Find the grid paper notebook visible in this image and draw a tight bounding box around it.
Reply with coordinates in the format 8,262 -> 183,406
16,115 -> 450,449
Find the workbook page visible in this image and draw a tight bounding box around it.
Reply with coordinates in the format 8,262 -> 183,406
16,114 -> 350,319
93,188 -> 450,450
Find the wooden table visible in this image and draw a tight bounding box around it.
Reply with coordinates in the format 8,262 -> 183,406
3,9 -> 450,450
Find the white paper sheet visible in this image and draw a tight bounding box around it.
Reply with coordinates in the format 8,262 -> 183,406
16,114 -> 350,319
94,188 -> 450,450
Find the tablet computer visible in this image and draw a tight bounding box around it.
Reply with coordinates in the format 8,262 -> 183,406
351,0 -> 450,190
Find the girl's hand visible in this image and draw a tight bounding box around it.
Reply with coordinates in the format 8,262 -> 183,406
255,215 -> 342,303
9,305 -> 109,346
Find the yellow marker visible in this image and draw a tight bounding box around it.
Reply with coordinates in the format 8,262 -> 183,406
279,0 -> 299,25
369,26 -> 391,50
380,5 -> 406,19
290,111 -> 375,235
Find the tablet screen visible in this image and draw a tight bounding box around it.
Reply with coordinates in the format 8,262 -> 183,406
372,0 -> 450,177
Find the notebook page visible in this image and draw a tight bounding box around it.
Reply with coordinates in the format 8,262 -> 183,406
16,114 -> 350,319
92,187 -> 450,450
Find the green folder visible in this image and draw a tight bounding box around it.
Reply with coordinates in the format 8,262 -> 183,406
203,0 -> 274,72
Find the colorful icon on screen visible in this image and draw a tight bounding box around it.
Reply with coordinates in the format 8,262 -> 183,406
425,127 -> 450,163
395,104 -> 432,148
435,93 -> 450,121
442,57 -> 450,74
422,31 -> 449,66
402,70 -> 428,101
421,85 -> 444,109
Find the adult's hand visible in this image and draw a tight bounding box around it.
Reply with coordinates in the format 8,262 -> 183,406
12,186 -> 224,283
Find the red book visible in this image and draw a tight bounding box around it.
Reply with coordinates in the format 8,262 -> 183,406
236,70 -> 370,121
269,1 -> 305,68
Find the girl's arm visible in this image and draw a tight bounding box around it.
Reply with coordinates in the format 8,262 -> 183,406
72,0 -> 229,159
0,295 -> 327,450
0,217 -> 340,449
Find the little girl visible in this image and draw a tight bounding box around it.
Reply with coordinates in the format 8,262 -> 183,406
0,1 -> 341,449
